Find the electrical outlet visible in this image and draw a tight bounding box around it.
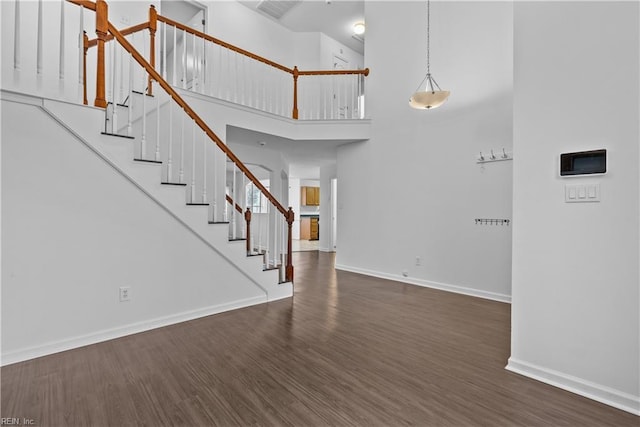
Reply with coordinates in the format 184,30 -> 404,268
119,286 -> 131,302
415,256 -> 421,266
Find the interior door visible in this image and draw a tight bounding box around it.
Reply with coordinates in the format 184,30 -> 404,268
333,54 -> 349,118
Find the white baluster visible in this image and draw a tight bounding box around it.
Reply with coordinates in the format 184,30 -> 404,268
127,48 -> 133,137
191,121 -> 196,202
14,0 -> 21,71
119,41 -> 125,103
36,0 -> 43,75
212,148 -> 217,222
167,99 -> 173,181
333,75 -> 338,119
155,89 -> 160,161
351,74 -> 356,119
162,22 -> 167,80
172,25 -> 176,86
258,190 -> 263,256
201,130 -> 207,203
182,29 -> 187,89
77,5 -> 84,102
111,42 -> 118,133
192,32 -> 197,91
141,34 -> 147,158
266,202 -> 271,267
179,111 -> 185,183
323,76 -> 328,120
59,0 -> 65,80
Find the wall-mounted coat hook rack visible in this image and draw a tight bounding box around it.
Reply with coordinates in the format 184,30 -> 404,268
477,148 -> 513,164
475,218 -> 511,226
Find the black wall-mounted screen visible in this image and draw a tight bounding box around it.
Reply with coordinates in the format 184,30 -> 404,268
560,149 -> 607,176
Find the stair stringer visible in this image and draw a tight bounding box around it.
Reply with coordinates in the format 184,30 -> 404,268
41,97 -> 293,302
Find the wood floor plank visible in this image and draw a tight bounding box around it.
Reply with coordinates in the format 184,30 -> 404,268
1,251 -> 638,426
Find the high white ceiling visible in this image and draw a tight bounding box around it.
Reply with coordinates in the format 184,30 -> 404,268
238,0 -> 365,54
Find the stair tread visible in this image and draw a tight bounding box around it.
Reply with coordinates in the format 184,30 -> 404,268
186,203 -> 210,206
101,132 -> 134,140
161,182 -> 187,186
134,158 -> 162,164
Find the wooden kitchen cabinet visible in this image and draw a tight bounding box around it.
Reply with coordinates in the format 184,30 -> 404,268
310,217 -> 319,240
301,186 -> 320,206
300,216 -> 319,240
300,217 -> 311,240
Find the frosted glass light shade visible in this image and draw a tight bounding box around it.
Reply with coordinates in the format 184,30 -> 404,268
409,90 -> 450,109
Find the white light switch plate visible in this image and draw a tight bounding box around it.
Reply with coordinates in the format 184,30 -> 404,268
565,184 -> 600,203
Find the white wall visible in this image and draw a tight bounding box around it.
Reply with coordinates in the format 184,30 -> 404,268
336,1 -> 514,302
288,178 -> 301,239
319,33 -> 364,70
319,164 -> 337,252
205,1 -> 298,68
1,98 -> 268,365
509,1 -> 640,415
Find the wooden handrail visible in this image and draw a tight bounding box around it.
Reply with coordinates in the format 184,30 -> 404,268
87,22 -> 149,47
67,0 -> 96,11
157,15 -> 294,75
298,68 -> 370,76
107,22 -> 288,217
109,21 -> 294,280
225,195 -> 242,214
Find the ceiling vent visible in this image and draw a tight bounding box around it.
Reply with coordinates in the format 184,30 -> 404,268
256,0 -> 302,20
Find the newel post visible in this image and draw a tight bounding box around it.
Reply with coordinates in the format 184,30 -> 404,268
148,5 -> 157,95
94,0 -> 108,108
244,207 -> 252,256
292,66 -> 299,120
285,207 -> 295,282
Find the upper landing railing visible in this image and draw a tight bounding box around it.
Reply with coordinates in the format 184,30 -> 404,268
71,0 -> 370,121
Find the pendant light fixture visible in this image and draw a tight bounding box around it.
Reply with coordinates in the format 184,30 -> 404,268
409,0 -> 450,109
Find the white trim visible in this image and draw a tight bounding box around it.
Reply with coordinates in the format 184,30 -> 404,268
1,296 -> 266,367
506,358 -> 640,416
334,263 -> 511,303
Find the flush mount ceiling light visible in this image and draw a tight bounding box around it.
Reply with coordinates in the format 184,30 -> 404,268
409,0 -> 450,110
353,22 -> 365,35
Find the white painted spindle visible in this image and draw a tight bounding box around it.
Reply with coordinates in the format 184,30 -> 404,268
78,5 -> 84,102
172,25 -> 176,86
192,32 -> 196,91
162,22 -> 167,79
111,42 -> 118,133
155,90 -> 160,161
14,0 -> 21,70
59,0 -> 65,80
202,130 -> 207,203
191,121 -> 196,202
179,110 -> 185,183
37,0 -> 43,75
127,48 -> 133,137
182,29 -> 187,89
167,99 -> 173,181
141,35 -> 148,158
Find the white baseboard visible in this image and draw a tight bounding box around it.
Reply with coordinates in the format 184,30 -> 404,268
1,295 -> 266,367
506,358 -> 640,416
334,263 -> 511,303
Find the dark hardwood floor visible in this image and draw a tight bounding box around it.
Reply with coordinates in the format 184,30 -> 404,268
1,251 -> 637,426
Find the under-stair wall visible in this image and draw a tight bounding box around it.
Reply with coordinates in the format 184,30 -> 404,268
1,93 -> 285,366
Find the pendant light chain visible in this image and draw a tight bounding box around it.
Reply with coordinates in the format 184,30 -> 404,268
426,0 -> 431,76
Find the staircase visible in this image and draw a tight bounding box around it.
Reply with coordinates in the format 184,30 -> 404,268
0,0 -> 369,365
